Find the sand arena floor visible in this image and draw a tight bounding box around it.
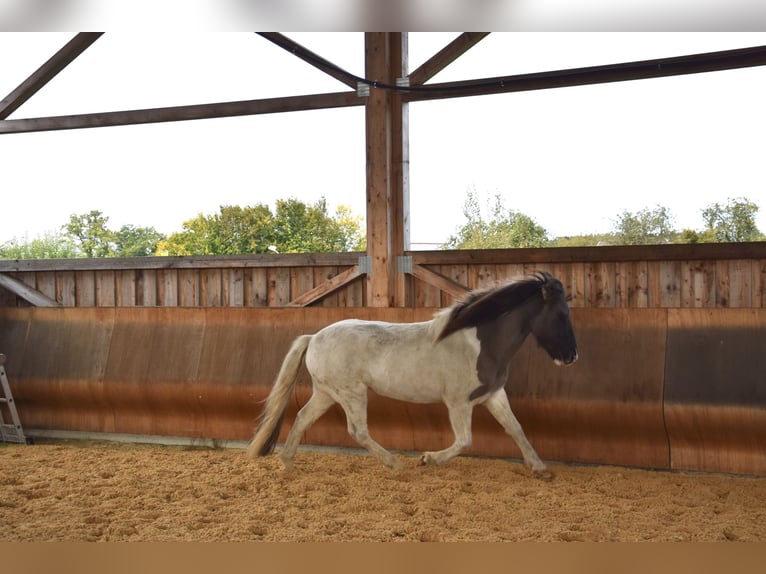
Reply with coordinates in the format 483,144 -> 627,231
1,439 -> 764,542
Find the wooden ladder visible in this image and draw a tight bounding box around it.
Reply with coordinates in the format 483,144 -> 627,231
0,354 -> 26,444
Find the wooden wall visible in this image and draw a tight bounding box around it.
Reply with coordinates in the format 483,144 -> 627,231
1,243 -> 764,476
1,243 -> 765,309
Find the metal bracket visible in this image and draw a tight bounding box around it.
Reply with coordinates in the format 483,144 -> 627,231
395,77 -> 410,88
356,82 -> 370,97
358,255 -> 372,274
396,255 -> 412,274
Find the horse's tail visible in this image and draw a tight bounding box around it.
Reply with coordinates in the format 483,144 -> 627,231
246,334 -> 313,459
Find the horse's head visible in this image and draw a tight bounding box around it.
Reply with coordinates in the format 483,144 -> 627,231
529,273 -> 578,366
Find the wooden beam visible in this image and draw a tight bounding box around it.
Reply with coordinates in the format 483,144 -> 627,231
389,34 -> 411,307
0,273 -> 62,307
409,264 -> 469,298
403,45 -> 766,103
257,33 -> 359,90
364,33 -> 394,308
408,32 -> 489,86
287,265 -> 363,307
0,33 -> 103,120
0,91 -> 362,134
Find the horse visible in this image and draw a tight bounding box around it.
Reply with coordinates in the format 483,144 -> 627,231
246,271 -> 578,477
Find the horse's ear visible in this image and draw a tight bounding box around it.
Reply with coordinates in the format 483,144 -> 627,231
539,273 -> 561,301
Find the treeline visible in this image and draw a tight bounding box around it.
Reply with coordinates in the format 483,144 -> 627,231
1,192 -> 763,260
444,191 -> 764,249
0,197 -> 365,260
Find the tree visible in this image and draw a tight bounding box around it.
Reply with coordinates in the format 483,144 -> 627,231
64,210 -> 116,257
700,197 -> 764,242
0,231 -> 80,259
444,190 -> 550,249
610,205 -> 676,245
114,225 -> 166,257
158,198 -> 365,256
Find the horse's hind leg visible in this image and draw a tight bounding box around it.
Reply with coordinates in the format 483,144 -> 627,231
419,402 -> 473,466
279,388 -> 335,469
338,391 -> 400,469
483,391 -> 551,478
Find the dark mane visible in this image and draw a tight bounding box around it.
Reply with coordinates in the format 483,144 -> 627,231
436,272 -> 553,341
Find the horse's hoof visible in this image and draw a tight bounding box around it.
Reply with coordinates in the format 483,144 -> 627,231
418,454 -> 429,466
279,456 -> 295,470
533,468 -> 554,481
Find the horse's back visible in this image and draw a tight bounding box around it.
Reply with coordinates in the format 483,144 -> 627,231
304,318 -> 479,404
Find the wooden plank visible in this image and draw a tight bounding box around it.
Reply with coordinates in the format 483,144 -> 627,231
245,268 -> 268,307
408,242 -> 766,266
75,271 -> 96,307
258,33 -> 359,89
268,267 -> 291,306
136,270 -> 157,306
0,33 -> 103,120
0,273 -> 61,307
338,275 -> 365,307
755,260 -> 766,308
115,270 -> 136,307
314,267 -> 339,307
658,261 -> 681,307
178,269 -> 200,307
290,267 -> 315,305
585,262 -> 615,308
680,261 -> 715,308
36,271 -> 57,302
288,266 -> 362,307
402,46 -> 766,103
440,264 -> 468,306
727,259 -> 752,308
467,264 -> 497,290
410,264 -> 469,299
56,271 -> 76,307
408,33 -> 489,86
365,33 -> 395,307
2,243 -> 766,275
0,91 -> 362,134
665,309 -> 766,475
95,271 -> 116,307
224,268 -> 245,307
200,269 -> 221,307
625,261 -> 649,308
157,269 -> 178,307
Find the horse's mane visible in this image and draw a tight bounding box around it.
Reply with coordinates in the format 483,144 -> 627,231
434,272 -> 555,342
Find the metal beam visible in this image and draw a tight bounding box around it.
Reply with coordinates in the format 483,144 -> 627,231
0,32 -> 103,120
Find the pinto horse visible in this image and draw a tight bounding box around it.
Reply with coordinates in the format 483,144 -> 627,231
247,272 -> 578,477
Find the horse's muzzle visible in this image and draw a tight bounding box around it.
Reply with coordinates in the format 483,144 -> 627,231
553,352 -> 578,367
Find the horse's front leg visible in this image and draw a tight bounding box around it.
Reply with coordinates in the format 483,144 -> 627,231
419,402 -> 473,466
482,391 -> 553,480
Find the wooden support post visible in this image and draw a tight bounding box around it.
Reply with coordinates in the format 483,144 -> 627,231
364,32 -> 410,308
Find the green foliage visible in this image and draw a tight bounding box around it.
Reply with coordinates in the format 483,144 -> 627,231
444,190 -> 550,249
159,197 -> 365,256
0,231 -> 80,259
114,225 -> 166,257
64,210 -> 116,257
610,205 -> 677,245
700,197 -> 764,243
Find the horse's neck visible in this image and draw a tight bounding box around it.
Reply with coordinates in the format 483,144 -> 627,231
476,310 -> 531,366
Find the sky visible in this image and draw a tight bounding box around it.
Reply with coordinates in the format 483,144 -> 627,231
1,32 -> 766,249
